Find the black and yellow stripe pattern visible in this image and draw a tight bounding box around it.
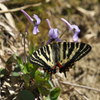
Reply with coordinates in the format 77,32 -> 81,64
29,42 -> 91,77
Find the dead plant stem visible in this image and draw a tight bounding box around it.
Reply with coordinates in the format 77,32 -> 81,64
61,81 -> 100,92
0,2 -> 42,14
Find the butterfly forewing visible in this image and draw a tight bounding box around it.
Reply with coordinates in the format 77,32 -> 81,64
29,42 -> 91,76
74,43 -> 91,61
30,44 -> 55,68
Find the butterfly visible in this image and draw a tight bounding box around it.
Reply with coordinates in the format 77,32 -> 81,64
29,41 -> 91,77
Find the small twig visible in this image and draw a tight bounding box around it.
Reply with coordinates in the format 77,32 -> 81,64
74,88 -> 90,100
0,31 -> 13,45
24,23 -> 29,64
55,74 -> 90,100
73,71 -> 87,83
37,31 -> 49,49
0,0 -> 10,3
0,55 -> 6,63
59,28 -> 67,38
11,12 -> 25,31
0,2 -> 42,14
0,32 -> 15,53
27,31 -> 29,49
61,81 -> 100,92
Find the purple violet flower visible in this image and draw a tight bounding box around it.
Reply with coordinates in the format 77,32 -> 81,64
61,18 -> 80,42
19,72 -> 23,75
46,19 -> 62,45
33,14 -> 41,34
21,10 -> 41,34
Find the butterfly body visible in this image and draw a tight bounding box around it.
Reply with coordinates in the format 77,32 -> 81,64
30,42 -> 91,77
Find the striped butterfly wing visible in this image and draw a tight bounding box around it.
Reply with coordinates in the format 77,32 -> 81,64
58,42 -> 91,76
30,42 -> 91,76
29,43 -> 57,73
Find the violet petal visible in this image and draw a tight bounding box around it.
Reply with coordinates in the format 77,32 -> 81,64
19,72 -> 23,75
55,38 -> 62,42
61,18 -> 80,42
33,14 -> 41,25
71,25 -> 80,33
61,18 -> 73,31
21,10 -> 33,24
33,25 -> 39,35
46,19 -> 51,29
73,34 -> 78,42
49,28 -> 59,39
71,25 -> 80,42
46,39 -> 52,45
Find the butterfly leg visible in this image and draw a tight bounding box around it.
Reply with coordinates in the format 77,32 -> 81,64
50,73 -> 52,80
59,67 -> 67,77
64,71 -> 67,77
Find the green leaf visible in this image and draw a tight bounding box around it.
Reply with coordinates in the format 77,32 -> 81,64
50,87 -> 60,100
48,80 -> 53,88
28,43 -> 37,63
22,74 -> 30,87
13,64 -> 21,76
29,42 -> 34,56
44,97 -> 51,100
0,31 -> 2,35
34,74 -> 44,83
16,56 -> 23,65
6,55 -> 17,66
13,72 -> 21,76
0,68 -> 6,78
24,63 -> 33,72
15,56 -> 27,74
18,90 -> 35,100
29,43 -> 37,56
20,63 -> 27,74
29,65 -> 39,78
38,86 -> 49,96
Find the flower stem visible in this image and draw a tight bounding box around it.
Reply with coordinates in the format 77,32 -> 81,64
24,32 -> 26,64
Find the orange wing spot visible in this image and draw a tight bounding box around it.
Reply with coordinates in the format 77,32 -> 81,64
71,63 -> 73,65
45,70 -> 48,72
48,71 -> 51,74
65,69 -> 69,71
43,67 -> 46,69
61,71 -> 64,72
68,66 -> 72,68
